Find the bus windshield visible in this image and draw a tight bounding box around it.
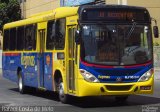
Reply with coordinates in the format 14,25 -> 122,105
81,24 -> 152,65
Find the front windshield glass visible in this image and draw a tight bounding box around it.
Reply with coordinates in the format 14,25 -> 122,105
81,24 -> 152,65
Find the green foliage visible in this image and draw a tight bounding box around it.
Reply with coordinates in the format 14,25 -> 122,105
0,0 -> 9,3
0,0 -> 21,30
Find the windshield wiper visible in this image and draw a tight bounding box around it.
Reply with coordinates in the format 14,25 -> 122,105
126,22 -> 137,38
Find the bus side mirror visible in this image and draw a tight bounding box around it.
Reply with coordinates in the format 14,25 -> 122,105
75,30 -> 80,44
153,26 -> 159,38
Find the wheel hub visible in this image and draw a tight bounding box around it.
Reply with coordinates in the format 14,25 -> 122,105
59,82 -> 65,98
19,77 -> 23,91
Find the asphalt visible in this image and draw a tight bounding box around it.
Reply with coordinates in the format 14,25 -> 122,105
0,69 -> 159,112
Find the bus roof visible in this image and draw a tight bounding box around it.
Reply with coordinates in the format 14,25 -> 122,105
4,5 -> 149,29
3,7 -> 78,29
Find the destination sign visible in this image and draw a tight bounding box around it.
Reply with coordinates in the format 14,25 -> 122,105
80,9 -> 150,22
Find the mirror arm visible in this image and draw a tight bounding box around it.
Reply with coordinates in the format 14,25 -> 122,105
75,30 -> 81,44
151,17 -> 157,26
151,17 -> 159,38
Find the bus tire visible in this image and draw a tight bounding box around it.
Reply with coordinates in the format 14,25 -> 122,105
18,72 -> 26,94
58,79 -> 69,103
115,96 -> 128,102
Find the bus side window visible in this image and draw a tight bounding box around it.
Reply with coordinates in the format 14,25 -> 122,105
3,30 -> 10,51
55,18 -> 66,50
17,26 -> 24,50
25,24 -> 36,50
9,28 -> 17,51
46,20 -> 55,50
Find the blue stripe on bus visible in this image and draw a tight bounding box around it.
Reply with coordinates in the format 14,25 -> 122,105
80,62 -> 153,83
2,52 -> 53,91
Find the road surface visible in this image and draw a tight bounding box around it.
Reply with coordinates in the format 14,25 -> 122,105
0,69 -> 159,112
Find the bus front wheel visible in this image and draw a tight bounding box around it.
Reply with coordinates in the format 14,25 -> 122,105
18,72 -> 26,94
58,79 -> 69,103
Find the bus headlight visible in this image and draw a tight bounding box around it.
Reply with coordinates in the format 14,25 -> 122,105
80,69 -> 99,83
138,69 -> 153,82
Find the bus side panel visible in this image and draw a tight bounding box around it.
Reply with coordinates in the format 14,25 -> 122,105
2,52 -> 53,90
2,55 -> 10,80
43,53 -> 53,91
22,53 -> 38,88
2,53 -> 21,83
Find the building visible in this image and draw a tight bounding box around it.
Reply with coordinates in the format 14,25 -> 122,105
19,0 -> 59,18
19,0 -> 160,43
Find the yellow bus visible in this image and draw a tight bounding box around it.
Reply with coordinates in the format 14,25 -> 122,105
2,5 -> 159,103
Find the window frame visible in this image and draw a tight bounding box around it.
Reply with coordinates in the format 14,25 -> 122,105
17,26 -> 25,51
55,18 -> 66,50
3,29 -> 10,51
24,24 -> 37,51
46,20 -> 55,50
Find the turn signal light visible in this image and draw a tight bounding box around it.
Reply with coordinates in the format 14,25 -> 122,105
140,86 -> 151,90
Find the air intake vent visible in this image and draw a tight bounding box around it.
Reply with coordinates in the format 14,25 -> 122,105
105,85 -> 132,91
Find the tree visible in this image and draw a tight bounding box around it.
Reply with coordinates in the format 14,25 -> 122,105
0,0 -> 9,4
0,0 -> 21,30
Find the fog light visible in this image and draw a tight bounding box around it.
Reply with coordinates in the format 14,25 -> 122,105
140,86 -> 151,90
100,87 -> 105,93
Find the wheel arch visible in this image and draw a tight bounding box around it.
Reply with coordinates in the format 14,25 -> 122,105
17,67 -> 22,82
53,69 -> 64,91
17,67 -> 22,75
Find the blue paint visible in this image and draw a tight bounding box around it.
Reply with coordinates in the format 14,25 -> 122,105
2,52 -> 53,91
37,53 -> 45,87
43,53 -> 53,91
80,62 -> 153,83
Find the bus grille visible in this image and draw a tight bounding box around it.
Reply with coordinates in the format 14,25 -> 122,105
105,85 -> 132,91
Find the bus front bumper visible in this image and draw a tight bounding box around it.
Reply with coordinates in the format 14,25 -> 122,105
77,77 -> 153,97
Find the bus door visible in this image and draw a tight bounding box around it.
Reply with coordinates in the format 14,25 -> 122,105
67,26 -> 77,93
37,23 -> 46,88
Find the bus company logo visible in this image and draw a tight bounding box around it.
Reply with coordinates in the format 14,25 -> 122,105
21,54 -> 35,67
98,75 -> 110,79
125,76 -> 139,79
116,77 -> 122,82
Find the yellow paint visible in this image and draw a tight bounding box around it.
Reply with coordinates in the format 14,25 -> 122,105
38,22 -> 47,30
3,7 -> 78,29
3,5 -> 153,98
77,74 -> 154,97
3,8 -> 79,95
66,16 -> 78,25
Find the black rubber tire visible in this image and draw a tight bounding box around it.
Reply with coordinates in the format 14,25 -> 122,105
18,72 -> 26,94
58,78 -> 70,103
